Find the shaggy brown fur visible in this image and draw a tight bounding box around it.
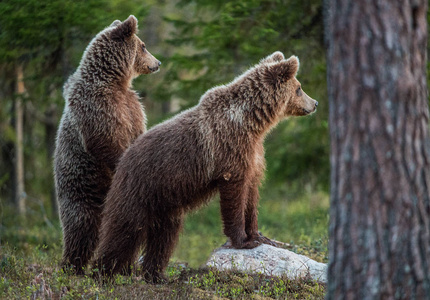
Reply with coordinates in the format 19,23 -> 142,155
92,51 -> 317,282
54,15 -> 161,274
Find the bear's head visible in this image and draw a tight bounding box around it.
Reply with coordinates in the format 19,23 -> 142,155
261,53 -> 318,117
80,15 -> 161,84
109,15 -> 161,76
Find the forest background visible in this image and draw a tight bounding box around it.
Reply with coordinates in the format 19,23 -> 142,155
0,0 -> 428,269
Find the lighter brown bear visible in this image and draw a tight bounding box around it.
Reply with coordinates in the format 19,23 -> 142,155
54,15 -> 161,274
93,51 -> 317,282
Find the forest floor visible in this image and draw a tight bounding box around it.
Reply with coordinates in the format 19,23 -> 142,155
1,191 -> 328,299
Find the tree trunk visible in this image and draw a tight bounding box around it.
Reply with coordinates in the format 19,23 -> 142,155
325,0 -> 430,299
0,66 -> 15,203
14,64 -> 26,215
45,104 -> 58,215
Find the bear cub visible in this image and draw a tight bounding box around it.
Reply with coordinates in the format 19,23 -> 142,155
54,15 -> 161,274
93,51 -> 317,282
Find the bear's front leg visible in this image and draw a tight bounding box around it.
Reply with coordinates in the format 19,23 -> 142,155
218,180 -> 261,249
245,179 -> 279,248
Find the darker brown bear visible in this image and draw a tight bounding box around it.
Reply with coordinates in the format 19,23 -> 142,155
93,51 -> 317,282
54,15 -> 161,274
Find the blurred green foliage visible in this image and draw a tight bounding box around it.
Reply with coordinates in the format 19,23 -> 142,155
0,0 -> 151,208
161,0 -> 329,190
0,0 -> 329,214
1,0 -> 429,208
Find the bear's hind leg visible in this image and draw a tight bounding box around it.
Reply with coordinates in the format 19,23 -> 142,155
140,210 -> 184,283
93,215 -> 146,277
60,203 -> 102,275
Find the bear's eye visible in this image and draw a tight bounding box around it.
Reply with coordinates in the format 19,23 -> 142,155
141,45 -> 146,52
296,87 -> 302,96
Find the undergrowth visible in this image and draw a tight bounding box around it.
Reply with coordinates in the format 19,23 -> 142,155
1,190 -> 328,299
1,246 -> 325,299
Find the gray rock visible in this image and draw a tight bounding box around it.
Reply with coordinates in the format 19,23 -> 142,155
206,244 -> 327,283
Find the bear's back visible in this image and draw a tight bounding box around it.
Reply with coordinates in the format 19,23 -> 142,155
113,108 -> 216,211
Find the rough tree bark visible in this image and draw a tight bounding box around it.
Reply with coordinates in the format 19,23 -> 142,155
325,0 -> 430,299
14,64 -> 26,215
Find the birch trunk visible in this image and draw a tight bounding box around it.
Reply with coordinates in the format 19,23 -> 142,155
14,64 -> 26,215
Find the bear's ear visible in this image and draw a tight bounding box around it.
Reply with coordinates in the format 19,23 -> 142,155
109,20 -> 122,28
264,55 -> 299,84
259,51 -> 285,65
110,15 -> 138,40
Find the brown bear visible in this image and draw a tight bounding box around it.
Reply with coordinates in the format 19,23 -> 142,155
54,15 -> 161,274
92,51 -> 317,282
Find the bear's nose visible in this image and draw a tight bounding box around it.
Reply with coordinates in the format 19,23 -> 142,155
315,101 -> 318,107
158,61 -> 162,66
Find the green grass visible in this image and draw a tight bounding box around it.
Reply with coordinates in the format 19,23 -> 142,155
174,190 -> 329,266
1,248 -> 326,299
1,190 -> 328,299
